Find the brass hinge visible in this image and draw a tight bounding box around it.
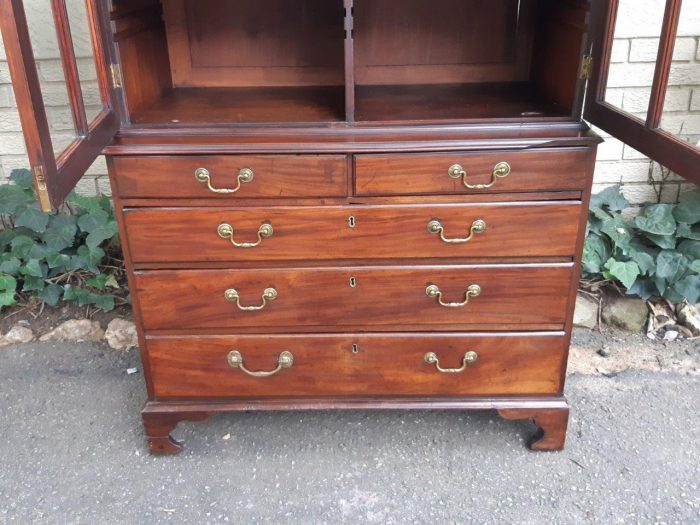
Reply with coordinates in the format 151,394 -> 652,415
580,55 -> 593,80
32,165 -> 53,213
110,63 -> 123,89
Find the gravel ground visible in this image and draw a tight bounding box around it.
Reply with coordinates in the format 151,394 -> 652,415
0,340 -> 699,524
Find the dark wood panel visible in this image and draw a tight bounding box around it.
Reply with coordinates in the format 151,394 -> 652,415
354,148 -> 594,195
147,333 -> 567,398
353,0 -> 532,85
163,0 -> 344,87
112,155 -> 348,198
134,264 -> 573,330
355,83 -> 572,123
130,87 -> 346,125
530,0 -> 589,115
123,202 -> 582,263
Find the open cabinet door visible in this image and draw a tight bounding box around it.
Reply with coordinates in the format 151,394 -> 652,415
584,0 -> 700,184
0,0 -> 119,212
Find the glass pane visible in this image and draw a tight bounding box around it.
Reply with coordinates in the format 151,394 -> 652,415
659,1 -> 700,151
603,0 -> 667,120
65,0 -> 105,123
24,0 -> 78,158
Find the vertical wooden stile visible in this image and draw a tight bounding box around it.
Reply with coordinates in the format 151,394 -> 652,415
645,0 -> 682,129
344,0 -> 355,122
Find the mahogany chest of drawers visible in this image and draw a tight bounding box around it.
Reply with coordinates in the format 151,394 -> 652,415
110,145 -> 596,453
3,0 -> 697,453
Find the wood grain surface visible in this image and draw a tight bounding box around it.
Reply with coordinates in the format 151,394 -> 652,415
124,202 -> 581,263
146,332 -> 567,398
134,264 -> 573,330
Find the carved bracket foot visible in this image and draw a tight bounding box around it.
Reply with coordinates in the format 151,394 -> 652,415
498,404 -> 569,451
142,410 -> 212,455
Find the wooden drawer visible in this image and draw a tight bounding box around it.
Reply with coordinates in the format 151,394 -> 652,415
354,148 -> 593,196
147,333 -> 567,399
135,264 -> 573,331
111,155 -> 348,199
124,202 -> 581,263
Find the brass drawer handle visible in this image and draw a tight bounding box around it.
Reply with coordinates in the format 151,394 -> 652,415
224,287 -> 277,311
426,284 -> 481,308
424,351 -> 478,373
227,350 -> 294,377
195,167 -> 254,194
448,161 -> 511,190
428,219 -> 486,244
218,222 -> 273,248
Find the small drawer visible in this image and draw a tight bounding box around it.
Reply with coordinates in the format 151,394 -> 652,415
354,148 -> 594,196
123,202 -> 582,263
110,155 -> 348,199
146,333 -> 567,399
135,264 -> 573,331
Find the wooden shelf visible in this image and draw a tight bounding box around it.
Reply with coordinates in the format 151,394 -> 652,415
355,83 -> 571,123
131,86 -> 346,125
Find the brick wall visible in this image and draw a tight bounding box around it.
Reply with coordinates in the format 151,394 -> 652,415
0,3 -> 698,201
592,0 -> 700,208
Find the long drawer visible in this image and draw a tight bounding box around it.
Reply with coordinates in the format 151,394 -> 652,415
135,264 -> 573,331
124,202 -> 582,263
146,333 -> 567,398
111,155 -> 348,199
354,148 -> 593,196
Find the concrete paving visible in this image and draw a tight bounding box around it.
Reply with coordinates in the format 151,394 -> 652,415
0,341 -> 698,524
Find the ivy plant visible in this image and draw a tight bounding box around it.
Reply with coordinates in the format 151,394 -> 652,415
583,185 -> 700,304
0,168 -> 125,311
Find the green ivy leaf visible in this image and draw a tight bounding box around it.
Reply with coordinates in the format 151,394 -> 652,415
590,185 -> 628,212
671,275 -> 700,304
20,258 -> 45,278
86,273 -> 109,289
68,192 -> 106,214
677,240 -> 700,261
635,204 -> 677,236
604,259 -> 641,289
629,249 -> 655,276
0,273 -> 18,293
689,260 -> 700,274
655,250 -> 688,282
627,278 -> 658,300
77,208 -> 110,233
39,284 -> 63,306
673,190 -> 700,225
42,214 -> 77,251
92,294 -> 115,311
589,206 -> 612,221
9,168 -> 35,190
676,223 -> 700,241
582,234 -> 611,274
0,257 -> 21,276
45,252 -> 71,270
644,232 -> 676,250
71,245 -> 105,274
104,275 -> 119,289
15,204 -> 49,233
10,235 -> 37,259
86,221 -> 119,249
0,290 -> 17,307
22,276 -> 45,292
600,215 -> 635,250
0,184 -> 33,214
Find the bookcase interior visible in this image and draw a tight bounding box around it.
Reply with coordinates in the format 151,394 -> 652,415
110,0 -> 589,126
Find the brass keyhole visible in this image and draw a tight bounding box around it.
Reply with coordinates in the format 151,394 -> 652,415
352,344 -> 359,354
348,216 -> 356,228
349,276 -> 357,288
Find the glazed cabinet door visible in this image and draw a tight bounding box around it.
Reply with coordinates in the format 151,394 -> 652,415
0,0 -> 119,212
585,0 -> 700,183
